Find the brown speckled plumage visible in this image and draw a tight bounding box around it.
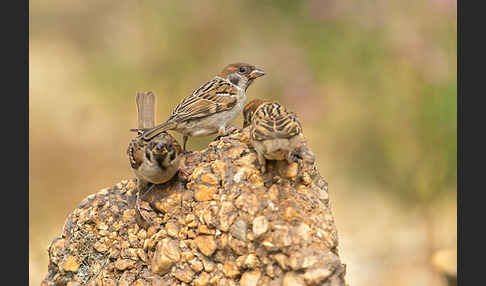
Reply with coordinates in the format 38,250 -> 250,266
243,99 -> 307,173
250,101 -> 303,141
127,91 -> 183,228
140,63 -> 265,150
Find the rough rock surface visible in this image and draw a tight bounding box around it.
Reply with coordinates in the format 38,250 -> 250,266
41,129 -> 347,286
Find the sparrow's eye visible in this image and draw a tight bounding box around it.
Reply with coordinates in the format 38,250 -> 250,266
238,66 -> 247,73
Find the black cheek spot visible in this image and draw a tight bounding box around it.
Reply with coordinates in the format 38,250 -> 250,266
229,74 -> 240,85
170,151 -> 176,161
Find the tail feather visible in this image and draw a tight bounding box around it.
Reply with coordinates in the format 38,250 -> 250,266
141,120 -> 177,140
136,91 -> 156,129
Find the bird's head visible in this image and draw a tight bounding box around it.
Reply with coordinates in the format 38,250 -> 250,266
243,98 -> 272,128
218,63 -> 265,91
146,138 -> 181,168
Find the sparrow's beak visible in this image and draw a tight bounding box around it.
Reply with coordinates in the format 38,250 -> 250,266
248,69 -> 265,79
153,143 -> 168,154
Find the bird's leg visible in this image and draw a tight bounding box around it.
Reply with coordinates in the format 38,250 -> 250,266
182,135 -> 189,152
178,166 -> 192,182
214,125 -> 241,141
135,183 -> 156,229
214,126 -> 227,141
224,125 -> 242,135
295,145 -> 315,166
257,152 -> 267,173
287,150 -> 301,164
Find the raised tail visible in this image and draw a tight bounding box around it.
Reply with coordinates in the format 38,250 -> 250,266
141,120 -> 178,140
136,91 -> 156,129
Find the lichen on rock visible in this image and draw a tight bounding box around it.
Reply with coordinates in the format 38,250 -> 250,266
41,129 -> 347,286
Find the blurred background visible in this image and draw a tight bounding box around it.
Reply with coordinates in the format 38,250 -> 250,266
29,0 -> 457,285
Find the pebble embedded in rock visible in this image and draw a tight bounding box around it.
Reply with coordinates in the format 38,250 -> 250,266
118,271 -> 136,286
200,255 -> 216,272
151,238 -> 180,275
282,271 -> 306,286
173,264 -> 196,283
194,184 -> 217,201
283,206 -> 300,222
201,173 -> 219,185
230,219 -> 247,241
197,224 -> 215,235
239,270 -> 261,286
131,279 -> 150,286
218,201 -> 237,232
273,253 -> 288,270
303,267 -> 332,285
137,249 -> 147,262
244,253 -> 260,269
166,221 -> 179,238
188,257 -> 204,272
195,235 -> 217,257
193,271 -> 211,286
252,216 -> 269,238
63,255 -> 80,272
114,259 -> 137,271
284,162 -> 299,179
223,261 -> 241,278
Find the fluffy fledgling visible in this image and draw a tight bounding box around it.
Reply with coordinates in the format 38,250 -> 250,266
127,133 -> 182,187
127,91 -> 183,227
139,63 -> 265,150
243,99 -> 307,173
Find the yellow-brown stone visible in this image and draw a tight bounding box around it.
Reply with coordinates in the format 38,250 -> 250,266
194,184 -> 217,201
239,270 -> 261,286
201,173 -> 219,185
223,261 -> 240,278
284,162 -> 299,179
114,259 -> 136,270
63,255 -> 80,272
194,272 -> 211,286
195,235 -> 217,257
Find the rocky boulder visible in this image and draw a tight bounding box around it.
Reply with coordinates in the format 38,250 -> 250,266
41,129 -> 347,286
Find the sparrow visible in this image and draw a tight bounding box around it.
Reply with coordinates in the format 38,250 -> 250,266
127,91 -> 183,227
137,63 -> 265,150
243,99 -> 307,173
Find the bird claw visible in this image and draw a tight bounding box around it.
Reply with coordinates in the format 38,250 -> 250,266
135,193 -> 152,229
287,152 -> 299,163
135,184 -> 156,229
225,126 -> 241,135
298,146 -> 316,166
178,166 -> 192,181
214,126 -> 241,141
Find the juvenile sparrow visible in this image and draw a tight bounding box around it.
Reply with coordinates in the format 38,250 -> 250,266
138,63 -> 265,150
243,99 -> 307,173
127,91 -> 183,227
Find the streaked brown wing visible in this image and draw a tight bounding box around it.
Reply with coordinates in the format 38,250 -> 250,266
168,78 -> 238,123
127,138 -> 146,170
251,102 -> 302,141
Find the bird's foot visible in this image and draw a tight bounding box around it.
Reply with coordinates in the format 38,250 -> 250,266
214,126 -> 242,141
287,152 -> 302,164
225,125 -> 242,135
135,184 -> 156,229
178,165 -> 193,182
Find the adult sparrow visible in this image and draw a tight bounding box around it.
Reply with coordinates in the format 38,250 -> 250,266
138,63 -> 265,150
127,91 -> 183,227
243,99 -> 307,173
